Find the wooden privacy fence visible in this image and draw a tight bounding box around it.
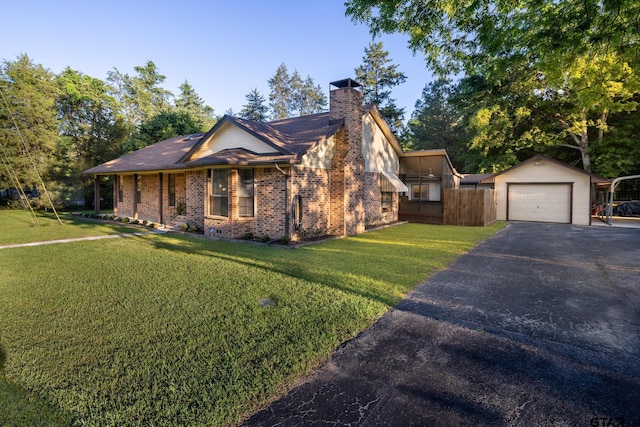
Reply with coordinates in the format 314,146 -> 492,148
444,189 -> 496,226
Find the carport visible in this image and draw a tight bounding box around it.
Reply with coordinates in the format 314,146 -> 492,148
598,174 -> 640,225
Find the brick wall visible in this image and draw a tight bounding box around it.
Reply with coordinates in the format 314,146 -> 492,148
115,173 -> 189,225
185,170 -> 205,229
290,166 -> 332,239
163,173 -> 187,223
116,174 -> 134,218
203,167 -> 285,240
199,166 -> 334,241
363,172 -> 399,226
255,167 -> 286,239
329,85 -> 366,236
137,174 -> 161,222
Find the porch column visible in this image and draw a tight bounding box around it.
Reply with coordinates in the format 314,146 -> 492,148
133,174 -> 138,220
158,173 -> 163,224
94,176 -> 100,214
113,175 -> 118,216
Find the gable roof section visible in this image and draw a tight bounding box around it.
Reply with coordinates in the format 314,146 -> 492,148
363,104 -> 404,156
84,113 -> 345,175
478,154 -> 609,184
178,113 -> 344,166
83,133 -> 204,175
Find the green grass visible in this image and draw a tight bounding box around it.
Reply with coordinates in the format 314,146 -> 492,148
0,210 -> 143,246
0,213 -> 504,426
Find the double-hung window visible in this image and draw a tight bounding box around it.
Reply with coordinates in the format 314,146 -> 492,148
210,169 -> 228,217
118,176 -> 124,203
168,174 -> 176,207
381,191 -> 393,211
136,176 -> 142,204
237,169 -> 254,217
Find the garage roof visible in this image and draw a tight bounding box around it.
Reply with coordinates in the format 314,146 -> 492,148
479,154 -> 609,184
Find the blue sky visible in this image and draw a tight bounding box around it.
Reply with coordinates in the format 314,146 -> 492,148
2,0 -> 433,121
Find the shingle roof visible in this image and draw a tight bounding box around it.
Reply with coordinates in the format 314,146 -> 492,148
83,133 -> 205,175
183,148 -> 296,168
460,173 -> 492,185
84,113 -> 344,175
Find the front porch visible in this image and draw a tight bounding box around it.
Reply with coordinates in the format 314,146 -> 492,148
93,172 -> 189,227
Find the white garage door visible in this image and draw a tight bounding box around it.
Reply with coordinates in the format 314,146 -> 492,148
508,184 -> 571,223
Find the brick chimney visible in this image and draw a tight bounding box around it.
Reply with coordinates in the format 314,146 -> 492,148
329,78 -> 366,236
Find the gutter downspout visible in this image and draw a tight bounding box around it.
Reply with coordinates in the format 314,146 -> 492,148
274,164 -> 290,237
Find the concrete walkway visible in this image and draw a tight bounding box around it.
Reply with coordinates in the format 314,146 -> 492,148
245,222 -> 640,426
592,215 -> 640,228
0,231 -> 151,250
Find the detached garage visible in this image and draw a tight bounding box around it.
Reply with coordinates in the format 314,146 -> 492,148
479,154 -> 608,226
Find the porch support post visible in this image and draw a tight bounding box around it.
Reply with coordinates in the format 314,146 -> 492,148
158,173 -> 163,224
94,176 -> 100,214
133,174 -> 138,220
113,175 -> 118,216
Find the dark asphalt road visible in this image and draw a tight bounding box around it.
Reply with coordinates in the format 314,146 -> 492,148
245,222 -> 640,426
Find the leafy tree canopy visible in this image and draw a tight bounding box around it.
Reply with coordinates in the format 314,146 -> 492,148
346,0 -> 640,77
54,67 -> 128,204
0,55 -> 58,190
127,110 -> 205,152
107,60 -> 173,127
346,0 -> 640,174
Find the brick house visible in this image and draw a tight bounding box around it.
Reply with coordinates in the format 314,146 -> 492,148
84,79 -> 408,240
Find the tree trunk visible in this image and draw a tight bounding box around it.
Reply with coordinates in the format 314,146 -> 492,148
556,109 -> 591,172
578,109 -> 591,172
579,128 -> 591,172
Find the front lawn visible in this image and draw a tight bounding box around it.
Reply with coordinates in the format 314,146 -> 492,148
0,209 -> 142,246
0,219 -> 504,426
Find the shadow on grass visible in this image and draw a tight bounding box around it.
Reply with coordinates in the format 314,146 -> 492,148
0,342 -> 71,426
140,228 -> 460,309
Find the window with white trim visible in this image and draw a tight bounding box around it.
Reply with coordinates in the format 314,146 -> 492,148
237,169 -> 254,217
118,176 -> 123,203
210,169 -> 228,217
168,174 -> 176,207
410,182 -> 441,202
136,176 -> 142,204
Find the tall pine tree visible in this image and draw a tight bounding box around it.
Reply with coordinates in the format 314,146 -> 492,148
176,80 -> 216,129
355,41 -> 407,135
239,88 -> 269,121
407,78 -> 468,170
268,64 -> 326,119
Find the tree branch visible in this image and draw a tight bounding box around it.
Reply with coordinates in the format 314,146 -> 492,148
554,114 -> 582,145
558,143 -> 581,151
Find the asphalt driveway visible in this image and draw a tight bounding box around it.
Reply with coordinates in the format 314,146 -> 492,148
245,222 -> 640,426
